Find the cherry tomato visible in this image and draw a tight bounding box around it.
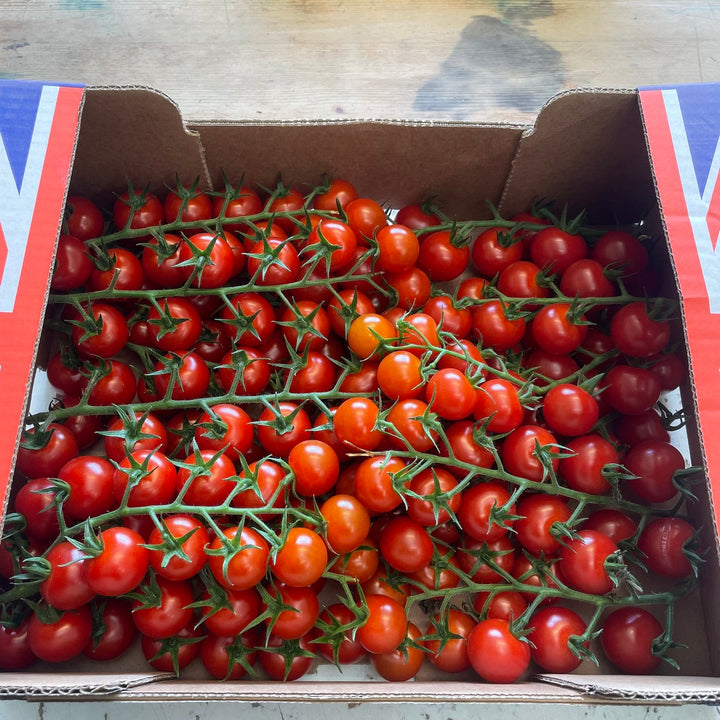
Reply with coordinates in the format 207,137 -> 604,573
500,424 -> 559,482
558,529 -> 618,595
148,514 -> 209,581
610,301 -> 671,358
542,383 -> 599,437
40,541 -> 94,610
208,526 -> 270,591
458,482 -> 516,542
371,621 -> 424,682
600,607 -> 663,674
528,605 -> 588,673
515,493 -> 572,557
131,577 -> 195,639
0,617 -> 37,670
85,526 -> 150,597
28,605 -> 93,663
637,517 -> 695,578
271,527 -> 328,587
418,230 -> 470,281
51,234 -> 93,291
65,195 -> 104,240
467,618 -> 531,683
58,455 -> 116,522
356,594 -> 408,654
320,494 -> 371,554
624,440 -> 685,504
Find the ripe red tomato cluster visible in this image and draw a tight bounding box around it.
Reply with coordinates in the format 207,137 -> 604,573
0,178 -> 699,683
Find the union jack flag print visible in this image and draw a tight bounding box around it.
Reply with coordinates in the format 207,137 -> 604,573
0,80 -> 83,510
640,84 -> 720,531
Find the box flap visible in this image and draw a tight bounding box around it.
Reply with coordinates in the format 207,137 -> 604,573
536,674 -> 720,704
639,83 -> 720,541
190,121 -> 526,219
70,86 -> 210,204
0,672 -> 174,699
0,79 -> 84,529
500,89 -> 655,223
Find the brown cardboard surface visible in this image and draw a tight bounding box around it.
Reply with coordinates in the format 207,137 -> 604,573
4,83 -> 720,703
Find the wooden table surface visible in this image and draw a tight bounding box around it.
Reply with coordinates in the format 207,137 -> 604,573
2,1 -> 720,718
3,0 -> 720,124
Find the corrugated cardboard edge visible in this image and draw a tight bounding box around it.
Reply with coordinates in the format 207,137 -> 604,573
535,674 -> 720,704
0,672 -> 175,699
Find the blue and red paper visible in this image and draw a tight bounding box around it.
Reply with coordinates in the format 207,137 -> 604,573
0,80 -> 83,508
640,84 -> 720,533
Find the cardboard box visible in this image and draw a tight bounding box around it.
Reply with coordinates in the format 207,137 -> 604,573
2,79 -> 720,703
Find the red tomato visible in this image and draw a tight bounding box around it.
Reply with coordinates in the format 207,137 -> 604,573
213,185 -> 263,232
141,623 -> 202,674
592,230 -> 649,278
141,233 -> 188,288
219,292 -> 276,347
515,493 -> 572,557
600,607 -> 663,673
194,403 -> 253,462
71,302 -> 129,358
559,433 -> 619,495
375,224 -> 420,274
208,526 -> 270,591
83,599 -> 137,662
51,234 -> 93,291
40,541 -> 95,610
379,515 -> 434,574
85,526 -> 150,596
424,294 -> 472,338
610,301 -> 671,358
103,411 -> 167,463
113,189 -> 163,232
258,632 -> 315,681
256,402 -> 312,457
418,230 -> 470,281
532,303 -> 588,354
424,609 -> 474,674
473,377 -> 524,433
148,514 -> 209,581
474,590 -> 528,622
500,425 -> 559,482
530,227 -> 587,277
200,631 -> 258,680
371,621 -> 424,682
131,577 -> 195,639
305,218 -> 358,273
394,203 -> 441,231
65,195 -> 104,240
347,312 -> 397,359
426,368 -> 476,421
271,527 -> 328,587
624,440 -> 685,504
440,420 -> 495,475
0,617 -> 37,670
313,177 -> 359,211
163,184 -> 212,223
472,300 -> 526,351
405,467 -> 461,526
28,605 -> 93,663
558,529 -> 618,595
377,350 -> 424,401
314,603 -> 367,665
354,455 -> 408,514
528,606 -> 588,673
14,477 -> 61,541
637,517 -> 695,578
457,482 -> 516,542
58,455 -> 116,521
176,448 -> 236,507
602,365 -> 661,416
146,296 -> 202,352
467,618 -> 531,683
542,383 -> 599,437
580,508 -> 638,544
385,398 -> 439,453
356,594 -> 408,654
288,439 -> 339,497
265,583 -> 320,640
384,266 -> 432,310
333,397 -> 382,451
199,587 -> 260,637
498,260 -> 549,300
88,247 -> 144,293
320,494 -> 371,554
471,227 -> 524,278
345,197 -> 388,240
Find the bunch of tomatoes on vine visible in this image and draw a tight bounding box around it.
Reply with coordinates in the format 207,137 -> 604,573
0,173 -> 703,684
